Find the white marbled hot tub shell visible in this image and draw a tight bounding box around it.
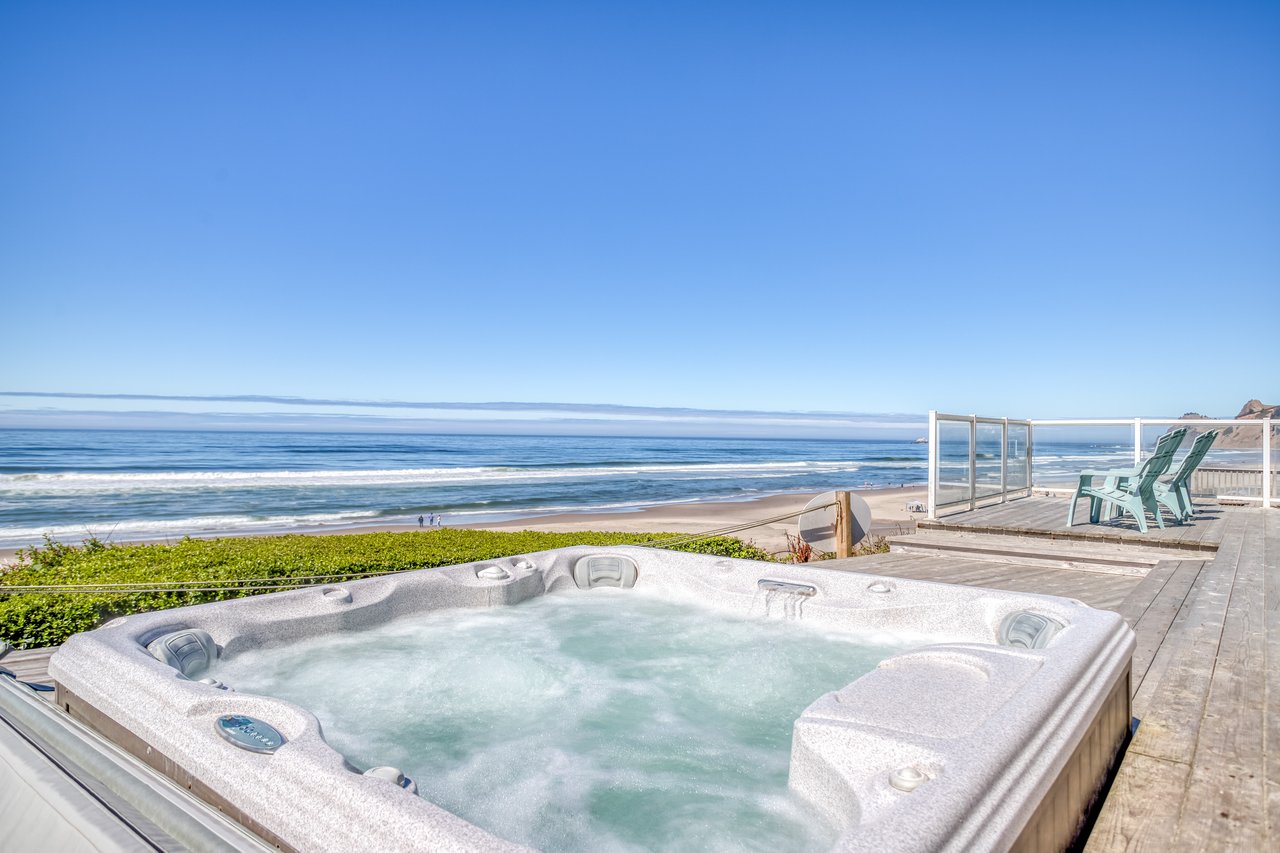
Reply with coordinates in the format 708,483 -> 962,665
48,546 -> 1134,853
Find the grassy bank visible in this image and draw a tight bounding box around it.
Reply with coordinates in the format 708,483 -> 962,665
0,530 -> 772,649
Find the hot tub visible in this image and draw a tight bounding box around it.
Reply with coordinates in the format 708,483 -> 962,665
48,546 -> 1134,852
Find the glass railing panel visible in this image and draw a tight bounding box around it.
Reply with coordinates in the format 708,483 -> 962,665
931,414 -> 1275,513
1031,425 -> 1133,488
974,422 -> 1004,499
935,419 -> 972,506
1007,423 -> 1030,492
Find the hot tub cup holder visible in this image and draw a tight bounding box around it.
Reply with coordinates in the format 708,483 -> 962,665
321,587 -> 353,604
889,765 -> 934,793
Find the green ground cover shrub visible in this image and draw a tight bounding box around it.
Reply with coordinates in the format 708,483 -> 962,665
0,530 -> 773,648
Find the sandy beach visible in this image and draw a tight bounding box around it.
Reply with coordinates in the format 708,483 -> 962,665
0,487 -> 928,565
459,486 -> 927,556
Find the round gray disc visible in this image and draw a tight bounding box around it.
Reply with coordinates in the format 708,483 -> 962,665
798,491 -> 873,551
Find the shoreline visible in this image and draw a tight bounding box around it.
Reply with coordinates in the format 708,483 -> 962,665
0,486 -> 928,565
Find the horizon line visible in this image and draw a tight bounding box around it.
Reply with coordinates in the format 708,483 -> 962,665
0,390 -> 922,423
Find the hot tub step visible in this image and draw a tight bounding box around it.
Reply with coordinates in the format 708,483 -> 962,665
885,531 -> 1185,576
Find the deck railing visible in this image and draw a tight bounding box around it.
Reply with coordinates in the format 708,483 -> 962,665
926,412 -> 1275,518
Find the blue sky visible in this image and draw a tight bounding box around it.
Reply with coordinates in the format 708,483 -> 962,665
1,1 -> 1276,434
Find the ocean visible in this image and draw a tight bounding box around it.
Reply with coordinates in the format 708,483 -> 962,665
0,428 -> 1153,550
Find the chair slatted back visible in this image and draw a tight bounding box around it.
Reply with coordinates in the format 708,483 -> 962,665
1135,427 -> 1187,488
1169,430 -> 1219,487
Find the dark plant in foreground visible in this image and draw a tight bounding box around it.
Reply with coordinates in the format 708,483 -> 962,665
784,532 -> 814,563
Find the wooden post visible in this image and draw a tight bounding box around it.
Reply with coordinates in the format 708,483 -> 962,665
835,491 -> 852,558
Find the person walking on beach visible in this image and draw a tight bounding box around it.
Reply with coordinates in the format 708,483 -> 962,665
418,515 -> 424,528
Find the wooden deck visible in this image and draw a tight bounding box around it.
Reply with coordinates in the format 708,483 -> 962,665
0,644 -> 55,688
830,550 -> 1148,611
832,503 -> 1277,851
4,504 -> 1276,850
1087,508 -> 1277,851
924,494 -> 1230,551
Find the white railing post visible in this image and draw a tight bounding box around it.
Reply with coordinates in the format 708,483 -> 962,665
1000,418 -> 1008,503
1263,418 -> 1273,510
926,410 -> 938,519
1133,418 -> 1144,467
969,415 -> 978,511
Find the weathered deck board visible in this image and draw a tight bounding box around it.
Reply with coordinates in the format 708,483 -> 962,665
1083,509 -> 1273,851
1177,513 -> 1269,848
1,645 -> 56,688
1112,559 -> 1180,626
1117,560 -> 1205,699
1082,752 -> 1192,853
1127,557 -> 1213,718
1125,526 -> 1243,765
830,552 -> 1143,611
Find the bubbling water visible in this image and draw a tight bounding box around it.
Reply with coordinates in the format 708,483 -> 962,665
211,589 -> 919,852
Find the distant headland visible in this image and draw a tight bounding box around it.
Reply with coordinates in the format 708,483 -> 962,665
1176,399 -> 1278,448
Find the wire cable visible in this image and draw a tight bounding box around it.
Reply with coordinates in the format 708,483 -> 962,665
641,501 -> 833,548
0,503 -> 834,595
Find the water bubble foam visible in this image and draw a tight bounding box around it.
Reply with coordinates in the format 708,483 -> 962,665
212,591 -> 918,852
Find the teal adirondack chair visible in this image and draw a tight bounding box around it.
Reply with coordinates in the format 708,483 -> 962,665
1066,428 -> 1187,533
1153,429 -> 1218,522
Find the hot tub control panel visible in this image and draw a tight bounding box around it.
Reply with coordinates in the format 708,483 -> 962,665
215,714 -> 285,754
